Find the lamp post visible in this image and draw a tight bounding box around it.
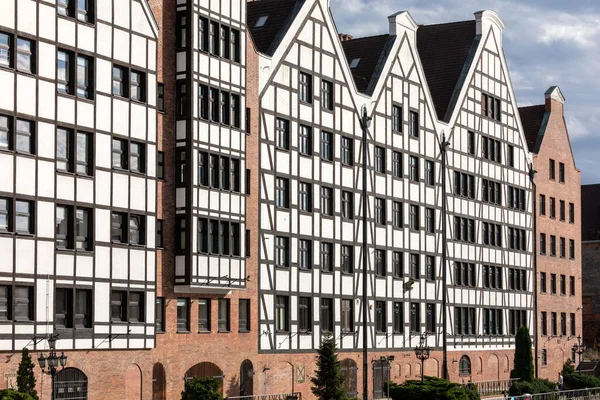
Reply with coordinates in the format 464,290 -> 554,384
572,335 -> 586,374
414,333 -> 431,384
37,335 -> 67,400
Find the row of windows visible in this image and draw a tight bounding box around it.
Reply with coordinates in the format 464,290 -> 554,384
58,0 -> 94,23
481,93 -> 502,122
458,308 -> 526,336
164,297 -> 250,333
192,84 -> 241,128
454,264 -> 527,291
297,72 -> 334,111
0,115 -> 35,154
454,219 -> 526,251
453,171 -> 527,210
540,273 -> 576,296
540,311 -> 576,337
539,195 -> 575,223
195,218 -> 241,257
539,234 -> 576,259
0,32 -> 35,74
548,159 -> 566,183
195,151 -> 241,191
196,15 -> 241,62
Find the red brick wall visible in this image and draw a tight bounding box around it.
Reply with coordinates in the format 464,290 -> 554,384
533,95 -> 582,381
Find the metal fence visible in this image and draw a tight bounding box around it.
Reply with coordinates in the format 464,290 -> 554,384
228,393 -> 302,400
486,387 -> 600,400
464,378 -> 520,396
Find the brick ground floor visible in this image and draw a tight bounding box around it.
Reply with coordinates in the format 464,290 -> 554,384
0,345 -> 519,399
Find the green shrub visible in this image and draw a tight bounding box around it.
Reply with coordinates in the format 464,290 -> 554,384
0,390 -> 36,400
562,360 -> 575,375
181,377 -> 224,400
388,376 -> 480,400
563,372 -> 600,390
509,378 -> 554,395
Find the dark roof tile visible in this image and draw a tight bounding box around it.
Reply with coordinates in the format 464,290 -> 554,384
341,34 -> 392,94
518,104 -> 546,153
417,20 -> 477,121
247,0 -> 303,55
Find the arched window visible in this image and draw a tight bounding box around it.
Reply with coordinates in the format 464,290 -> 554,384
459,355 -> 471,376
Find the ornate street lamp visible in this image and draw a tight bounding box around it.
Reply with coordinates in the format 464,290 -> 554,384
414,333 -> 431,383
37,335 -> 67,400
572,335 -> 586,375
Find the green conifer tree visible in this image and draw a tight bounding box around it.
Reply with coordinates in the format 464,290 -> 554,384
311,332 -> 347,400
510,326 -> 534,382
16,347 -> 38,399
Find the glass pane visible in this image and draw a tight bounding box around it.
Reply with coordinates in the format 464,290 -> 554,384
56,129 -> 69,169
16,134 -> 30,153
16,39 -> 31,72
16,119 -> 31,133
77,57 -> 88,96
76,132 -> 88,173
57,52 -> 69,89
15,200 -> 29,214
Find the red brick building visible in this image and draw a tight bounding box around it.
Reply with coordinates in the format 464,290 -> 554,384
520,86 -> 582,380
581,185 -> 600,352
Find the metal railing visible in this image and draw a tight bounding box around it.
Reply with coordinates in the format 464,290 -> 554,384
228,393 -> 302,400
486,387 -> 600,399
463,378 -> 520,396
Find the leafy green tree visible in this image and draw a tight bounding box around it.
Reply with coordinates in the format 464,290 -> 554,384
510,326 -> 534,382
181,377 -> 223,400
16,348 -> 37,400
311,332 -> 347,400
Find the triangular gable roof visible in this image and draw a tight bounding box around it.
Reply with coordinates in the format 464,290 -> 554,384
247,0 -> 304,56
340,34 -> 395,94
518,104 -> 547,153
417,20 -> 477,122
140,0 -> 159,37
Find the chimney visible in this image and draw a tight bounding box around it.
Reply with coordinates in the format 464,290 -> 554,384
545,86 -> 565,114
339,33 -> 353,42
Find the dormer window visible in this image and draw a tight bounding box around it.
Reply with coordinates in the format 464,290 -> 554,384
349,58 -> 360,69
255,16 -> 268,28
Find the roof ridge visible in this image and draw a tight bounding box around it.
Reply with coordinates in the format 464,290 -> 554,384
419,19 -> 474,28
518,104 -> 545,110
343,33 -> 389,42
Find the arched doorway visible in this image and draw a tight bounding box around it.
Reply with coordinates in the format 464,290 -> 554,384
239,360 -> 254,396
487,354 -> 499,380
152,363 -> 166,400
340,359 -> 358,399
372,359 -> 390,399
185,362 -> 224,395
55,368 -> 88,399
459,355 -> 471,377
125,364 -> 142,400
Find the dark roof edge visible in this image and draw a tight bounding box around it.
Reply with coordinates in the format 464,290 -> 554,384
442,35 -> 481,123
364,36 -> 397,96
532,111 -> 550,154
265,0 -> 306,56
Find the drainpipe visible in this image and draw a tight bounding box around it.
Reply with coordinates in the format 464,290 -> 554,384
439,133 -> 450,380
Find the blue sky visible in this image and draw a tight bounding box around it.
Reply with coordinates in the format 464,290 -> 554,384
330,0 -> 600,184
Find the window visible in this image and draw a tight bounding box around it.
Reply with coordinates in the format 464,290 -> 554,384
112,65 -> 128,97
299,125 -> 312,156
551,312 -> 557,335
341,137 -> 353,166
392,252 -> 404,278
55,288 -> 91,329
275,236 -> 289,267
560,274 -> 566,296
254,15 -> 268,27
392,105 -> 402,132
482,222 -> 502,247
549,159 -> 555,180
409,156 -> 419,181
175,217 -> 186,252
467,131 -> 475,155
56,205 -> 92,250
425,208 -> 435,234
508,145 -> 514,167
375,249 -> 386,277
425,160 -> 435,185
459,263 -> 478,288
155,151 -> 165,180
15,119 -> 34,154
349,58 -> 360,68
196,299 -> 210,332
130,70 -> 145,102
551,274 -> 557,294
341,299 -> 353,333
550,235 -> 556,256
111,212 -> 145,246
560,312 -> 566,336
560,200 -> 565,221
453,171 -> 475,199
375,198 -> 386,225
560,237 -> 566,258
410,254 -> 420,279
129,215 -> 145,245
541,349 -> 547,366
0,114 -> 10,150
374,146 -> 385,173
570,276 -> 575,296
321,187 -> 333,216
375,301 -> 386,333
321,131 -> 333,161
198,152 -> 241,192
320,298 -> 333,332
454,217 -> 475,243
409,111 -> 419,137
299,182 -> 312,212
157,82 -> 165,112
393,302 -> 403,333
569,203 -> 575,223
0,32 -> 10,67
455,307 -> 476,335
508,227 -> 527,251
540,233 -> 546,255
111,290 -> 144,323
196,219 -> 241,256
177,298 -> 189,332
509,268 -> 527,291
218,298 -> 230,332
298,239 -> 311,270
321,242 -> 333,272
341,191 -> 353,220
410,303 -> 420,332
540,272 -> 547,293
426,256 -> 435,281
571,313 -> 576,336
245,230 -> 250,258
177,81 -> 188,117
541,312 -> 547,336
409,205 -> 420,231
508,186 -> 526,210
482,136 -> 502,163
392,151 -> 403,178
275,177 -> 289,208
275,118 -> 289,150
540,195 -> 546,216
483,308 -> 503,335
299,72 -> 312,103
482,93 -> 501,121
156,297 -> 165,333
209,22 -> 218,54
392,201 -> 403,228
559,162 -> 565,183
482,179 -> 502,205
459,356 -> 471,376
321,80 -> 333,110
16,38 -> 34,74
341,245 -> 353,274
0,199 -> 33,235
298,297 -> 312,333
